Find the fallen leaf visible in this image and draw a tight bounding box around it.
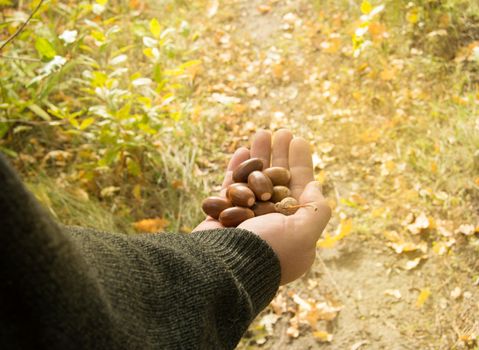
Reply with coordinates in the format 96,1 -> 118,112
416,288 -> 431,308
313,330 -> 333,342
257,4 -> 271,14
456,224 -> 475,236
450,287 -> 462,300
384,289 -> 402,299
406,212 -> 430,234
404,257 -> 422,270
259,313 -> 280,335
317,218 -> 352,248
100,186 -> 120,198
351,340 -> 369,350
133,217 -> 170,233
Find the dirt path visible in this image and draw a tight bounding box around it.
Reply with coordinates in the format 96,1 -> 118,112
192,0 -> 478,349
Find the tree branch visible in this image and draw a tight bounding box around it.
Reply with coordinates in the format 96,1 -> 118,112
0,0 -> 46,52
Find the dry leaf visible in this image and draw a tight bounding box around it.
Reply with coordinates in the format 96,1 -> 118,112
100,186 -> 120,198
313,330 -> 333,342
384,289 -> 402,299
207,0 -> 218,18
259,313 -> 280,335
257,5 -> 271,14
456,224 -> 475,236
286,326 -> 299,338
404,257 -> 422,270
318,218 -> 352,248
416,288 -> 431,308
407,212 -> 430,234
133,217 -> 170,233
450,287 -> 462,300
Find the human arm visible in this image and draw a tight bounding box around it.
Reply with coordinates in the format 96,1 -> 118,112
0,153 -> 280,350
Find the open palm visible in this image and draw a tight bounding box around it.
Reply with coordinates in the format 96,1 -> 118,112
193,129 -> 331,284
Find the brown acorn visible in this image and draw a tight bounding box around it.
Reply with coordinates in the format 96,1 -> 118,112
248,170 -> 274,201
271,186 -> 291,203
201,196 -> 232,219
225,182 -> 248,198
232,158 -> 264,183
227,184 -> 255,207
263,167 -> 291,186
252,201 -> 276,216
219,207 -> 255,227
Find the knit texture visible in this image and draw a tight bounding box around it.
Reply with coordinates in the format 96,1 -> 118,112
0,154 -> 281,349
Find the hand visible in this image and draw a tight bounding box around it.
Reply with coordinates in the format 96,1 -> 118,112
193,129 -> 331,285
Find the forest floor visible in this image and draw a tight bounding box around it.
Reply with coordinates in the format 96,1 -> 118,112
180,0 -> 479,349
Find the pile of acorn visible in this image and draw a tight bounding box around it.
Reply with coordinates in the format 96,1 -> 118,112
202,157 -> 302,227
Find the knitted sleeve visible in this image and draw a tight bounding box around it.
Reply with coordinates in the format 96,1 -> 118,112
0,154 -> 281,350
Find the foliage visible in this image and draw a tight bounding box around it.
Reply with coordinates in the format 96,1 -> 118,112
0,0 -> 209,229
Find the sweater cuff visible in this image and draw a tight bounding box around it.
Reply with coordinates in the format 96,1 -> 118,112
192,228 -> 281,314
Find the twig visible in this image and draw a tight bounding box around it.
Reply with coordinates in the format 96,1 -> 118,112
0,0 -> 46,52
0,54 -> 41,62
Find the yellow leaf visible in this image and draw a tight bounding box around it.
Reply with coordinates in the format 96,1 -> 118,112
317,218 -> 352,248
416,288 -> 431,308
380,67 -> 396,81
133,217 -> 170,233
407,8 -> 419,24
312,330 -> 333,342
96,0 -> 107,5
79,117 -> 94,130
132,184 -> 142,201
315,170 -> 327,185
143,47 -> 154,58
371,207 -> 385,218
149,18 -> 162,38
360,0 -> 372,14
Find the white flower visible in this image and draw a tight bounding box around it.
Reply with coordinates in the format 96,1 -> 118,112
109,54 -> 127,65
59,30 -> 78,44
142,36 -> 158,48
92,3 -> 105,15
41,55 -> 67,75
355,26 -> 368,37
132,78 -> 152,86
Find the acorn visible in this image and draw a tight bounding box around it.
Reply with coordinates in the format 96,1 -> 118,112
248,170 -> 274,201
225,182 -> 248,197
227,184 -> 255,207
232,158 -> 264,183
219,207 -> 255,227
274,197 -> 299,215
201,196 -> 232,219
263,167 -> 291,186
252,201 -> 276,216
271,186 -> 291,203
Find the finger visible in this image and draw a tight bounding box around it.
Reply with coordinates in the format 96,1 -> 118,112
221,147 -> 250,191
292,181 -> 331,240
250,129 -> 272,169
192,218 -> 224,232
288,137 -> 314,199
271,129 -> 293,168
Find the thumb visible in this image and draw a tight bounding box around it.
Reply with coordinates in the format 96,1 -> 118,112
293,181 -> 332,240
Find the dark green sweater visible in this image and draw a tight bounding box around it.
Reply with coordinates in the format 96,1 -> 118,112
0,154 -> 281,349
